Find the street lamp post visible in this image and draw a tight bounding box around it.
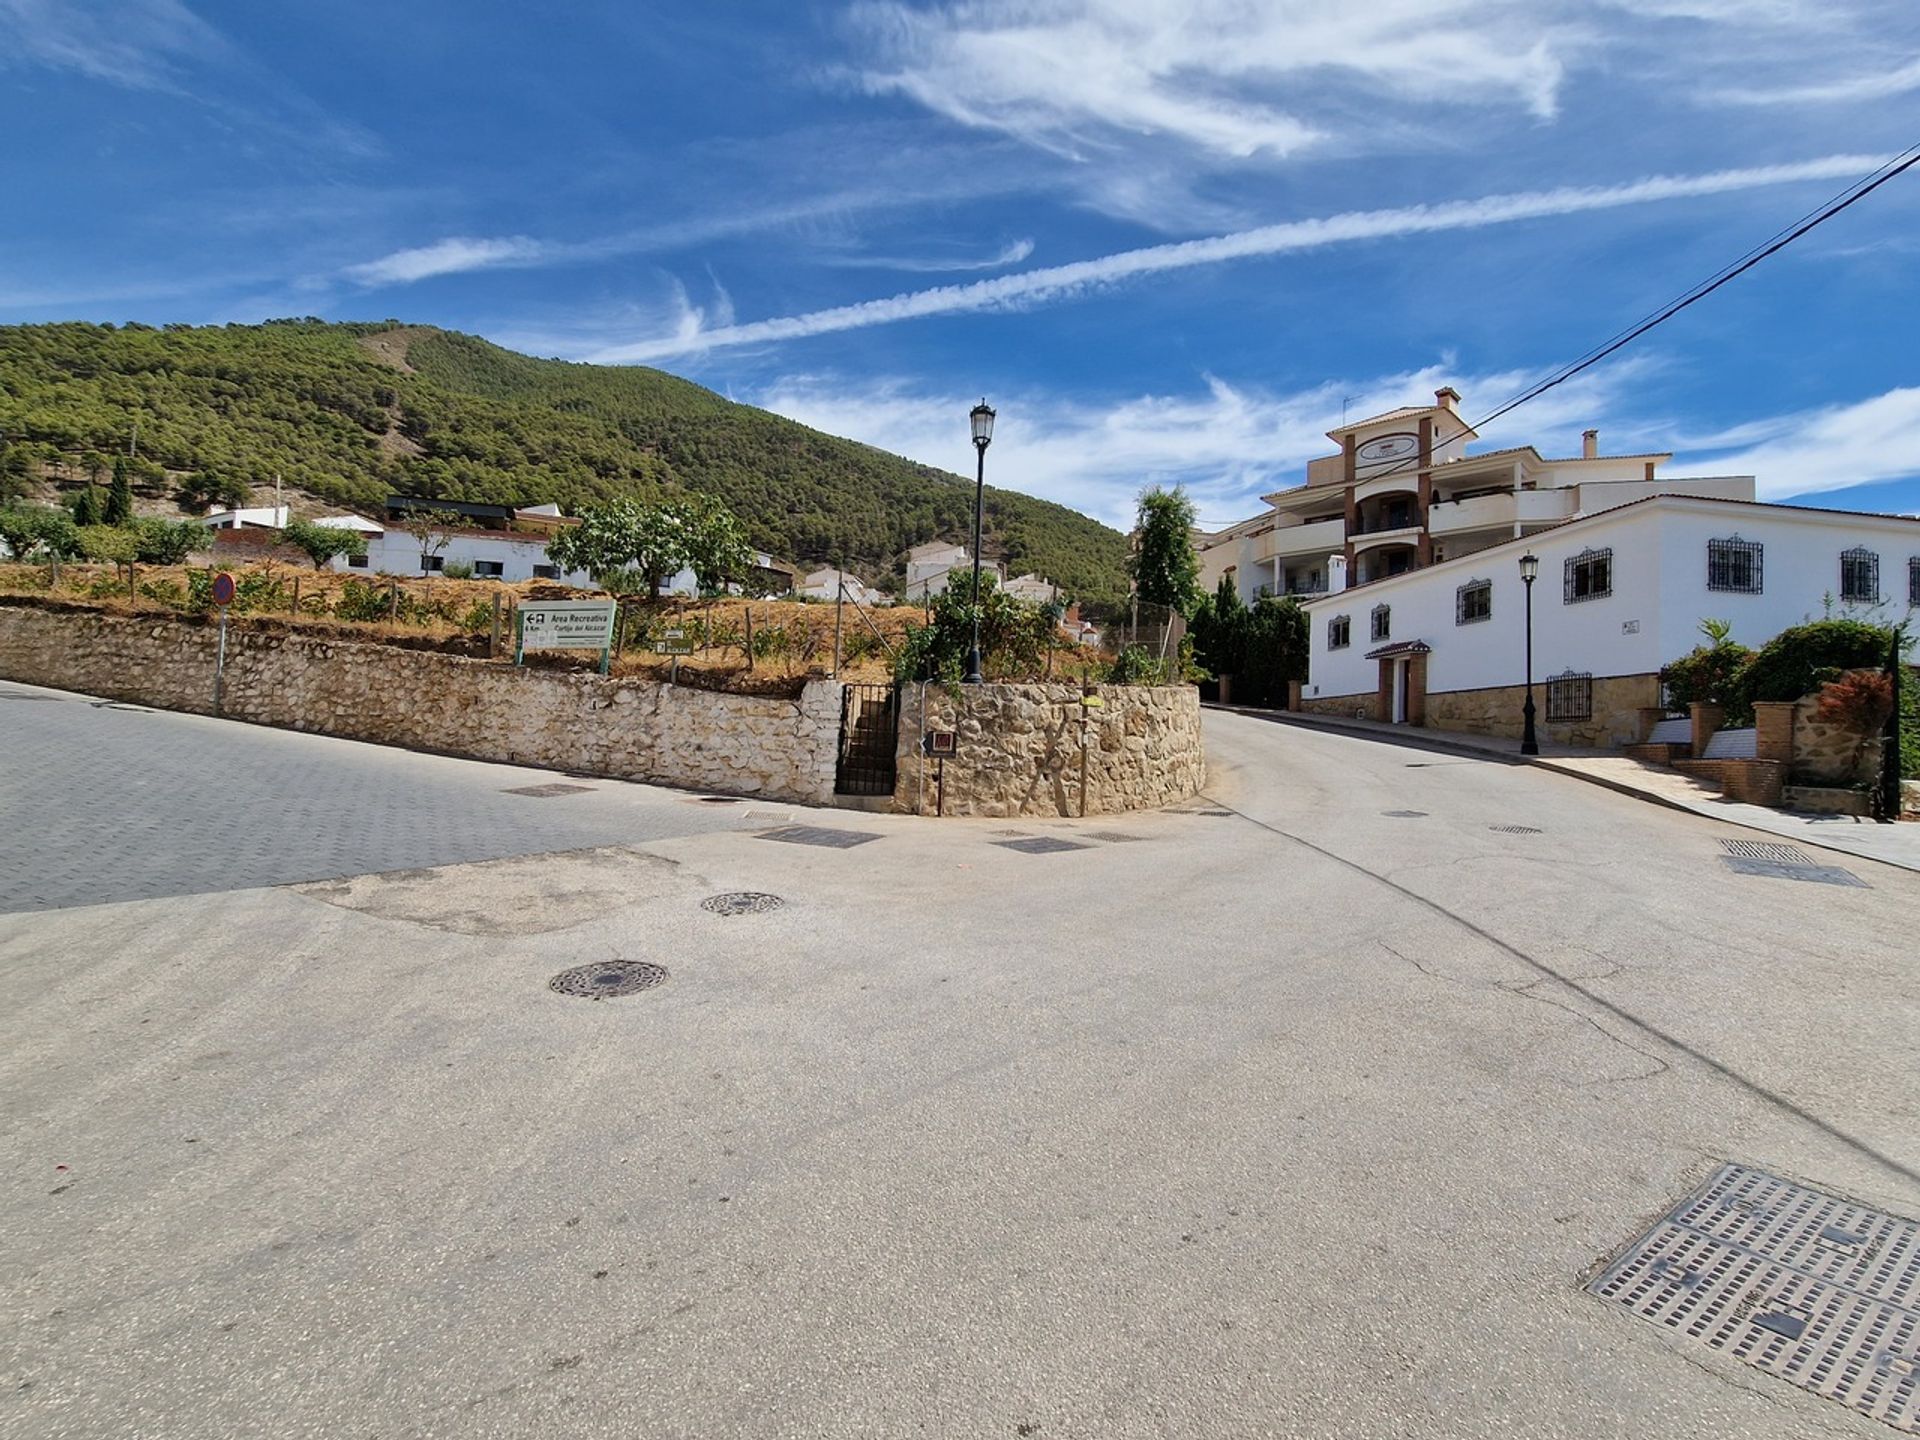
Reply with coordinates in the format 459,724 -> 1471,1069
1519,551 -> 1540,756
964,399 -> 995,684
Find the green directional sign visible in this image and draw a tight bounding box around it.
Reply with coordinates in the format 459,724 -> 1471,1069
654,627 -> 696,657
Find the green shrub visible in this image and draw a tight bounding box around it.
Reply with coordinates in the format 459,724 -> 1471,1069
1107,644 -> 1169,685
461,599 -> 497,633
138,578 -> 186,607
891,572 -> 1057,683
186,566 -> 286,615
440,559 -> 475,580
1734,619 -> 1901,711
131,517 -> 207,565
1660,640 -> 1754,720
333,577 -> 394,622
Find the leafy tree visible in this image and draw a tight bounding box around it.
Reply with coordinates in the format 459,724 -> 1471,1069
70,483 -> 104,526
78,523 -> 140,588
395,510 -> 452,575
547,498 -> 694,597
1188,581 -> 1306,706
1660,618 -> 1755,720
893,571 -> 1055,684
282,517 -> 368,569
0,441 -> 29,502
675,493 -> 753,594
1129,486 -> 1202,618
131,516 -> 208,565
104,453 -> 134,526
2,505 -> 81,559
1733,618 -> 1905,712
81,450 -> 108,489
174,468 -> 250,513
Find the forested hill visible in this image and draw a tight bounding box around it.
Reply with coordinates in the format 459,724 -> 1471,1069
0,320 -> 1130,600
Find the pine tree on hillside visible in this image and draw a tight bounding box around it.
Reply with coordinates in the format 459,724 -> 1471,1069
105,454 -> 134,526
72,484 -> 104,526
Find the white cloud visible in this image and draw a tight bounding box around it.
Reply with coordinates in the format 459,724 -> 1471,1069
752,362 -> 1649,531
846,0 -> 1570,167
827,238 -> 1037,273
342,236 -> 547,287
1681,387 -> 1920,499
0,0 -> 223,90
1713,55 -> 1920,105
584,153 -> 1883,364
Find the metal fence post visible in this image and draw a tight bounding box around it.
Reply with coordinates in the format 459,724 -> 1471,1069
490,591 -> 503,657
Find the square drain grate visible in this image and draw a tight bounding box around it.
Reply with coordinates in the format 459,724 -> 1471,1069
755,825 -> 883,849
1589,1163 -> 1920,1430
1490,824 -> 1544,834
994,836 -> 1093,854
503,783 -> 595,798
1721,839 -> 1814,864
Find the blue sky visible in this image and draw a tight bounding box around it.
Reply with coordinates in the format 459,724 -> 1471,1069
3,0 -> 1918,532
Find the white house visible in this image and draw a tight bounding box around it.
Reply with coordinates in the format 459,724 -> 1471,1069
1199,387 -> 1755,605
1298,494 -> 1920,742
1002,573 -> 1059,605
797,567 -> 882,606
203,504 -> 291,530
903,540 -> 1003,601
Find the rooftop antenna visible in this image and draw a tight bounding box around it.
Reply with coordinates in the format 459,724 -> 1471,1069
1341,395 -> 1357,427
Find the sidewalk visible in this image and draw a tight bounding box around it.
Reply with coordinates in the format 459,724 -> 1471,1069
1210,703 -> 1920,875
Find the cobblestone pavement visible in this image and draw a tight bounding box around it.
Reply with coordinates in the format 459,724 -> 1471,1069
0,680 -> 788,913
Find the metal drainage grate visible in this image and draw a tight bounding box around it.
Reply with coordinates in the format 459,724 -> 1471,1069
755,825 -> 883,850
548,960 -> 668,999
1589,1163 -> 1920,1431
1382,809 -> 1430,818
1721,839 -> 1814,864
700,892 -> 784,916
1490,824 -> 1544,835
1717,839 -> 1868,888
994,837 -> 1093,855
1087,831 -> 1149,843
504,783 -> 595,798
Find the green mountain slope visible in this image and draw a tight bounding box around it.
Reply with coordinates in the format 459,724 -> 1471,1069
0,319 -> 1129,600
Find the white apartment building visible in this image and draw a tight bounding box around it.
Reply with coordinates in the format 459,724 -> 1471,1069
1199,387 -> 1754,604
797,567 -> 883,606
1299,494 -> 1920,741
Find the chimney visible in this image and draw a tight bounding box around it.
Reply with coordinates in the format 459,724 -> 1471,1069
1434,386 -> 1460,413
1582,429 -> 1599,459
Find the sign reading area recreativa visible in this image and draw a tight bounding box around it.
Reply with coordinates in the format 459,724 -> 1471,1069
517,600 -> 617,654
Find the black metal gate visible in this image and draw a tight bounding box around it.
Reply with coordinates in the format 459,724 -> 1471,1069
835,683 -> 899,796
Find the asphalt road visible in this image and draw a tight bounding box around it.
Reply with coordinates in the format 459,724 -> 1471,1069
3,688 -> 1915,1439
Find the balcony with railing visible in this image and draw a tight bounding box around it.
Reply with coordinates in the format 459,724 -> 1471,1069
1427,488 -> 1574,537
1255,515 -> 1345,562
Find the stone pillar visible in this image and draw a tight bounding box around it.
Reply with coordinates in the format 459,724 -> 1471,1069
1635,706 -> 1667,743
1375,662 -> 1392,723
1753,701 -> 1796,766
1690,701 -> 1725,758
1407,654 -> 1428,727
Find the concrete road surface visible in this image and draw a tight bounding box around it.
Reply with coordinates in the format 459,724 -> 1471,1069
3,682 -> 1916,1439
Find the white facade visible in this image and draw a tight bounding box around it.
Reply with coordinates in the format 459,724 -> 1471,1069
204,505 -> 290,530
330,523 -> 593,586
903,540 -> 1003,601
798,567 -> 882,606
1198,387 -> 1756,607
1302,495 -> 1920,703
1001,573 -> 1058,604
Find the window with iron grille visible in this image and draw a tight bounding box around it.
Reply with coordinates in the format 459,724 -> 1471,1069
1455,579 -> 1492,625
1839,547 -> 1879,604
1546,670 -> 1593,722
1327,615 -> 1350,650
1370,604 -> 1390,642
473,560 -> 505,578
1706,536 -> 1763,593
533,563 -> 560,579
1911,555 -> 1920,607
1563,547 -> 1612,603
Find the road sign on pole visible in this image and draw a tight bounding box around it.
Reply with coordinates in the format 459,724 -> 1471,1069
211,571 -> 235,713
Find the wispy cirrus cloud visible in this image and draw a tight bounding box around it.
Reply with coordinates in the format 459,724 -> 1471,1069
825,238 -> 1037,273
583,153 -> 1885,364
0,0 -> 222,91
1713,55 -> 1920,106
1682,386 -> 1920,500
343,236 -> 548,286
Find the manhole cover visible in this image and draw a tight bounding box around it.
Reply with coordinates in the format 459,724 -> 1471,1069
504,783 -> 595,798
1490,824 -> 1543,834
1087,831 -> 1148,843
994,837 -> 1093,854
1721,839 -> 1813,864
1590,1163 -> 1920,1430
755,825 -> 883,849
701,892 -> 784,916
1382,809 -> 1429,818
1722,856 -> 1868,888
548,960 -> 668,999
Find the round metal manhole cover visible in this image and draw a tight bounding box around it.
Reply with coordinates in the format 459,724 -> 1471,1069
1381,809 -> 1429,818
700,892 -> 785,916
548,961 -> 669,999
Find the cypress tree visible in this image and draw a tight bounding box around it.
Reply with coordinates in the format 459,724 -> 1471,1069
72,484 -> 104,526
105,453 -> 134,526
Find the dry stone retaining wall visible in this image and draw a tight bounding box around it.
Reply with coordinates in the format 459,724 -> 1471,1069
0,601 -> 843,805
894,682 -> 1203,818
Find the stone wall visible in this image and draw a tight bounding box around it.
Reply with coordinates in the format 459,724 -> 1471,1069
0,601 -> 843,805
893,682 -> 1203,818
1788,679 -> 1883,787
1299,672 -> 1660,747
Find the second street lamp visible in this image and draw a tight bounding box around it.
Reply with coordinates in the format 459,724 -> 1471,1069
1518,551 -> 1540,756
965,399 -> 995,684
